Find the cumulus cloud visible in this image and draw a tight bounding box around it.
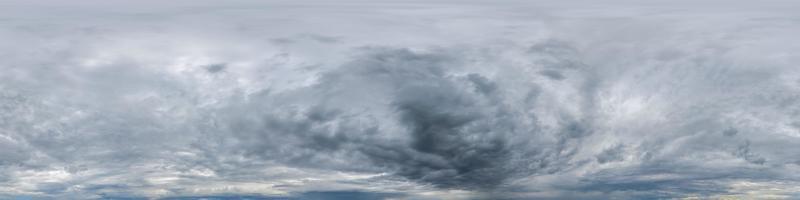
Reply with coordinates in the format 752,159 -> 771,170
2,0 -> 800,199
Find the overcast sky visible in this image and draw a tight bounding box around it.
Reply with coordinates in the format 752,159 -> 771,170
2,0 -> 800,199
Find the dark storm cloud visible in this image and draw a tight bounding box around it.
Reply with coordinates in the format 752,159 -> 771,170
204,45 -> 604,191
219,48 -> 543,189
340,49 -> 514,188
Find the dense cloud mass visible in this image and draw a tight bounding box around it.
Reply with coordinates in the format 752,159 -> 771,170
2,0 -> 800,199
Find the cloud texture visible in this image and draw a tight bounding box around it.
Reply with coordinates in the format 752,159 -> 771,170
2,0 -> 800,199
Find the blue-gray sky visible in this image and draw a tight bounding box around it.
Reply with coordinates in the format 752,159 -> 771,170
2,0 -> 800,199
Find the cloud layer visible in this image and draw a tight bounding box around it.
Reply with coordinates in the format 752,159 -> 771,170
2,0 -> 800,199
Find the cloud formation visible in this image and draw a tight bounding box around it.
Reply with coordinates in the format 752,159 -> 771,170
2,0 -> 800,199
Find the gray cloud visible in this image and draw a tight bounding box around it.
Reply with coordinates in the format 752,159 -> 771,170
2,0 -> 800,199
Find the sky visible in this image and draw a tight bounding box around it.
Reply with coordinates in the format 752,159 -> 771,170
1,0 -> 800,199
